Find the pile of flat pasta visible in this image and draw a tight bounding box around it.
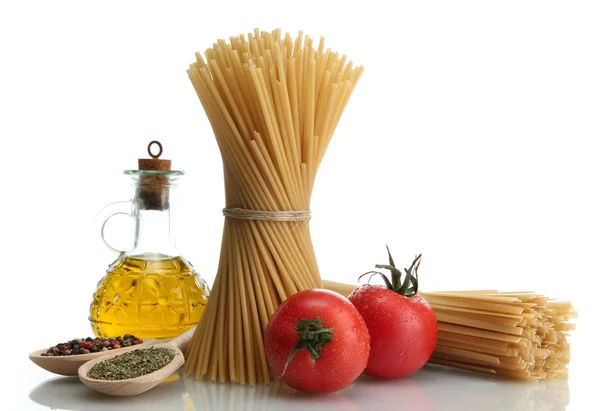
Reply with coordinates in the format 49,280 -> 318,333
324,281 -> 576,381
185,29 -> 363,384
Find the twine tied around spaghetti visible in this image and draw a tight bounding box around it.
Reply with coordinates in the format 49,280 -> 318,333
222,208 -> 311,222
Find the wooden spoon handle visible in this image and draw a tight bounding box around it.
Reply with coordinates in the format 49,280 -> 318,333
169,326 -> 197,352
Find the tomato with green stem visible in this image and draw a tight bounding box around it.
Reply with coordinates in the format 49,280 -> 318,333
264,289 -> 370,393
348,247 -> 438,378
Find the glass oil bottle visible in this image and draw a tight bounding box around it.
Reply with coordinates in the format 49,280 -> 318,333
89,141 -> 209,339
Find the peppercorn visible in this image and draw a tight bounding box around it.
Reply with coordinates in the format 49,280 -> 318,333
41,335 -> 144,356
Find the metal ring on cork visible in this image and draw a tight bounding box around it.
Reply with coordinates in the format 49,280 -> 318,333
148,140 -> 163,159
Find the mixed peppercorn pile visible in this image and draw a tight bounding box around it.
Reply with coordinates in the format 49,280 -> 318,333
41,334 -> 143,356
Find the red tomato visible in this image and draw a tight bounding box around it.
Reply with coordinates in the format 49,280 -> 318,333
264,289 -> 370,393
348,286 -> 437,378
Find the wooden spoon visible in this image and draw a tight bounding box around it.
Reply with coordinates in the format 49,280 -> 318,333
28,338 -> 159,376
29,326 -> 195,377
77,328 -> 194,397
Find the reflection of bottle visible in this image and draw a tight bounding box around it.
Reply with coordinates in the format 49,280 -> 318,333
89,141 -> 209,339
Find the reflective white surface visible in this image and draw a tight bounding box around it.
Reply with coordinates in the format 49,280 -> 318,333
20,365 -> 573,411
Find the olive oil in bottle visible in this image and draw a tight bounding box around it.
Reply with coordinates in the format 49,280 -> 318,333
90,255 -> 209,339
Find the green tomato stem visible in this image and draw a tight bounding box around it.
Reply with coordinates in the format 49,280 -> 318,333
279,318 -> 334,378
360,246 -> 422,297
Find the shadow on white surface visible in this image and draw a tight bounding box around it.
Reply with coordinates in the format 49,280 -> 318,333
29,366 -> 570,411
29,374 -> 186,410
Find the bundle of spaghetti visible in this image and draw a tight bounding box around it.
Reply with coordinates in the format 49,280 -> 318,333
323,281 -> 576,381
185,29 -> 363,384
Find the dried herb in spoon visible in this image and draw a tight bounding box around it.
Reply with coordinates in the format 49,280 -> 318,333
87,347 -> 175,380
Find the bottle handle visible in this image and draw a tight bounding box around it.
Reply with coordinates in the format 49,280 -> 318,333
95,200 -> 133,254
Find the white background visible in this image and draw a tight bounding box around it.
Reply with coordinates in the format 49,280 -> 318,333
1,1 -> 598,410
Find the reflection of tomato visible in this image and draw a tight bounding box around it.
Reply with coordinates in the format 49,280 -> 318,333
264,289 -> 370,393
341,374 -> 434,411
283,390 -> 360,411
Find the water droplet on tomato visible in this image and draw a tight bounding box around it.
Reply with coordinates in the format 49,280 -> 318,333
379,302 -> 387,308
408,339 -> 413,346
399,350 -> 404,357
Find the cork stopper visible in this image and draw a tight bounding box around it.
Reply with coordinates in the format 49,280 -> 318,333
137,141 -> 171,211
138,141 -> 171,171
